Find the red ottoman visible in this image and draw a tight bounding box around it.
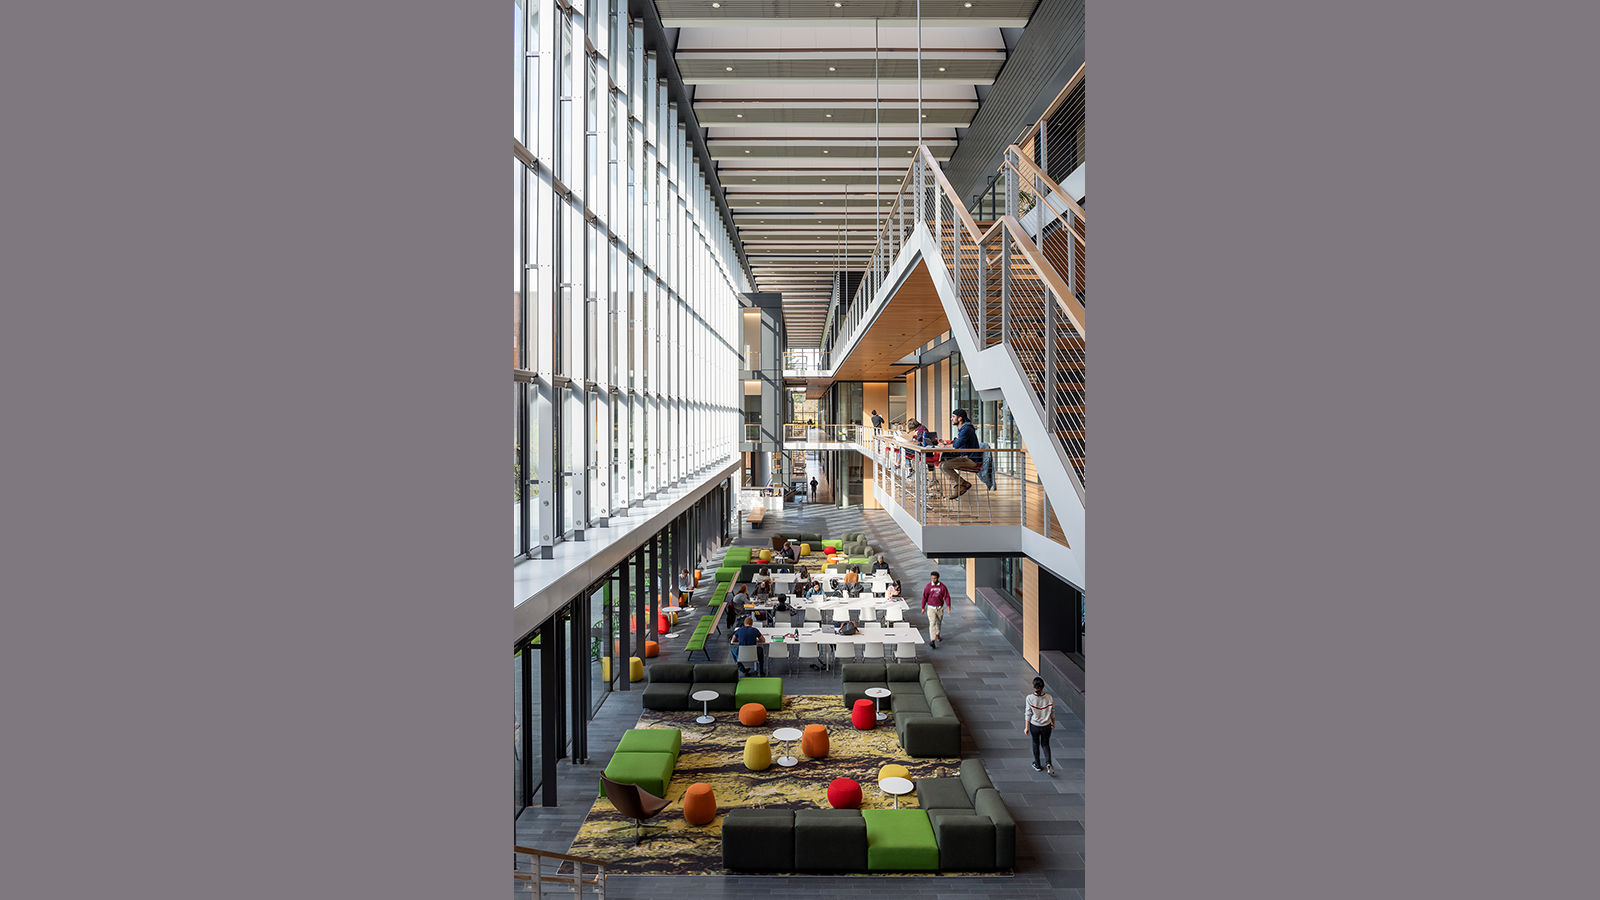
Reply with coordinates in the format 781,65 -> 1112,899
827,777 -> 863,810
851,698 -> 878,730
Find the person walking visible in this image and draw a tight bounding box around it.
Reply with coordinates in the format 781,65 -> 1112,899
870,409 -> 884,435
1024,676 -> 1056,775
921,570 -> 951,649
809,477 -> 818,501
939,408 -> 982,499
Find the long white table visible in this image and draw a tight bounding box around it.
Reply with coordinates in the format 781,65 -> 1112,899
757,625 -> 925,671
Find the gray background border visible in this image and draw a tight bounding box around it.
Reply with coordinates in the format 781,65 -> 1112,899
2,0 -> 1596,897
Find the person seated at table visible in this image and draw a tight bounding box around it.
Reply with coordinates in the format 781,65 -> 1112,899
726,586 -> 750,630
677,568 -> 694,607
729,616 -> 767,677
751,580 -> 774,624
776,541 -> 798,562
843,565 -> 862,584
805,579 -> 825,599
871,554 -> 891,574
754,567 -> 774,588
887,579 -> 902,599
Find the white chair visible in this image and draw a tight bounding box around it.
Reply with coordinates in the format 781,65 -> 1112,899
766,640 -> 790,674
798,642 -> 822,671
773,612 -> 792,628
862,641 -> 885,660
833,642 -> 856,662
736,644 -> 761,674
884,607 -> 905,624
806,606 -> 824,624
895,642 -> 916,661
831,608 -> 850,625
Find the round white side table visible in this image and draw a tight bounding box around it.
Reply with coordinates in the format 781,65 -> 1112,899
865,686 -> 893,721
878,776 -> 914,808
772,727 -> 803,767
691,689 -> 720,725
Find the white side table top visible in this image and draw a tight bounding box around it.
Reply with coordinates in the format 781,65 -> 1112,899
771,727 -> 803,742
691,690 -> 721,702
864,687 -> 893,699
878,776 -> 914,795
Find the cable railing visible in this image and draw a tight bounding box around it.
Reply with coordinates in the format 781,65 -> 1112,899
860,433 -> 1068,547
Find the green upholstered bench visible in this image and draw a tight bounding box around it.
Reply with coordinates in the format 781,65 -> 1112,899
734,677 -> 782,710
685,631 -> 711,661
861,809 -> 940,871
615,727 -> 681,757
599,751 -> 674,800
715,567 -> 739,583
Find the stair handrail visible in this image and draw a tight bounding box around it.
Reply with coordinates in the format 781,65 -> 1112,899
1016,63 -> 1086,153
1002,144 -> 1087,227
514,845 -> 608,896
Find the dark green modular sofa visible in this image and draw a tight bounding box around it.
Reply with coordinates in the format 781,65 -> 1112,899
840,662 -> 962,758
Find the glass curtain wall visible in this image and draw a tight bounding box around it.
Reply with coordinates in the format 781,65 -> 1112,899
514,0 -> 747,559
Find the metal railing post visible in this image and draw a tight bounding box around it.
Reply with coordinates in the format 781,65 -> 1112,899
1044,280 -> 1057,439
1004,157 -> 1018,221
1000,228 -> 1011,345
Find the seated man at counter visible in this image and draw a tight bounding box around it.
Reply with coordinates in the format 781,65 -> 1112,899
729,616 -> 767,677
871,554 -> 891,575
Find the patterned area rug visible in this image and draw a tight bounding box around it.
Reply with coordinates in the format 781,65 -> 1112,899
568,695 -> 1008,876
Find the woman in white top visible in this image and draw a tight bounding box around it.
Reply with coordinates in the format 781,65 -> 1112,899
1024,676 -> 1056,775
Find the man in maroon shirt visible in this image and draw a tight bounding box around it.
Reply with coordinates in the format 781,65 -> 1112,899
921,570 -> 952,649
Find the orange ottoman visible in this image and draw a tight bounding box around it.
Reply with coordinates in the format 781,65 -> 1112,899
738,702 -> 768,727
682,783 -> 717,826
800,723 -> 830,759
826,778 -> 863,810
643,640 -> 659,658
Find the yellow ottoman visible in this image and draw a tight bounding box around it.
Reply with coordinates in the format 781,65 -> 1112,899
878,763 -> 911,799
800,543 -> 811,557
629,657 -> 645,682
743,735 -> 772,771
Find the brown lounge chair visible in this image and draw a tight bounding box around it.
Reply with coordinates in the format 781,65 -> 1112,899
600,774 -> 671,845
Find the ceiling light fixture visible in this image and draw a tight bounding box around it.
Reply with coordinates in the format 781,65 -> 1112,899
736,113 -> 743,117
712,2 -> 720,6
939,67 -> 946,72
726,66 -> 734,71
829,67 -> 836,71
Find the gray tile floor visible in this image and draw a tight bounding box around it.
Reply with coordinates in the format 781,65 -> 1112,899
515,504 -> 1085,899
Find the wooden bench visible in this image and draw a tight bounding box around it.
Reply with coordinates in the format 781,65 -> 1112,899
747,506 -> 767,528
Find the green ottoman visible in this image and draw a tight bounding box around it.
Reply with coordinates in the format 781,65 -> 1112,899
615,727 -> 681,758
599,750 -> 675,799
862,809 -> 939,871
734,677 -> 783,711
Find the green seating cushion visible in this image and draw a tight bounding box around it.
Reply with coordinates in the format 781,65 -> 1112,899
685,635 -> 707,651
599,750 -> 674,799
615,727 -> 681,758
794,809 -> 868,872
861,809 -> 939,871
734,677 -> 783,710
841,663 -> 887,682
715,567 -> 739,583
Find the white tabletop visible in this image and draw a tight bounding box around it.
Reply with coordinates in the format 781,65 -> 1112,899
661,606 -> 683,613
771,727 -> 803,742
864,687 -> 893,698
758,626 -> 925,646
878,776 -> 914,795
691,690 -> 721,701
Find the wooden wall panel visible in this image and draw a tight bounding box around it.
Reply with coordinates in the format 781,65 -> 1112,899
1022,558 -> 1040,671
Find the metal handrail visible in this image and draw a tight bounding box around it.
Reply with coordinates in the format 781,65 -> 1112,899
514,845 -> 609,898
